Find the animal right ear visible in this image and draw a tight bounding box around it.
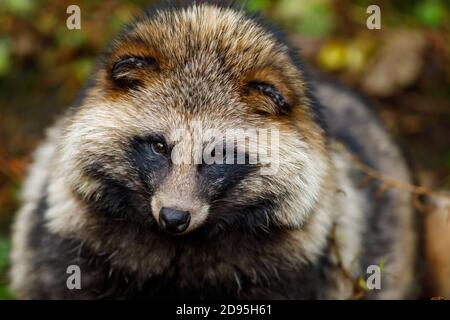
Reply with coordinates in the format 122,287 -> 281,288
110,56 -> 158,88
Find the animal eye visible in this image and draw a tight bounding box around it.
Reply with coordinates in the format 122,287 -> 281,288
247,81 -> 290,115
111,56 -> 158,87
151,141 -> 168,155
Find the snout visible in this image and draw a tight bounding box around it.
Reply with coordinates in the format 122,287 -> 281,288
159,207 -> 191,234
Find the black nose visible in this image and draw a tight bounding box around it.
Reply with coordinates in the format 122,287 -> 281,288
159,208 -> 191,234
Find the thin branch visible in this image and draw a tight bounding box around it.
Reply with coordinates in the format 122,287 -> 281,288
333,141 -> 450,201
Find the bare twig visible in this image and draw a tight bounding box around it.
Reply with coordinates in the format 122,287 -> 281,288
333,141 -> 450,213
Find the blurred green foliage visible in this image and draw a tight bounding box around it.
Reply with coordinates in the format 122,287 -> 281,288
0,238 -> 10,274
0,238 -> 14,299
2,0 -> 36,15
415,0 -> 447,27
0,39 -> 12,76
245,0 -> 271,12
278,0 -> 333,37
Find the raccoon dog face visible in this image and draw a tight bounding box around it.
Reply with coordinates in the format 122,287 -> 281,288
59,4 -> 330,236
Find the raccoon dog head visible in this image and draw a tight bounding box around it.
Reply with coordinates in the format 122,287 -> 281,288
58,4 -> 330,237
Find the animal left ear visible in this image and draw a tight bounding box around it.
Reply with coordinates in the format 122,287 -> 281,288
110,56 -> 159,88
246,81 -> 292,115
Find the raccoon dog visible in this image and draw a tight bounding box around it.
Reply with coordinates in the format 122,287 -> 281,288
10,2 -> 419,299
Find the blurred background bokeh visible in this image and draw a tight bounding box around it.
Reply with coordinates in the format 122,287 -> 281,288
0,0 -> 449,299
